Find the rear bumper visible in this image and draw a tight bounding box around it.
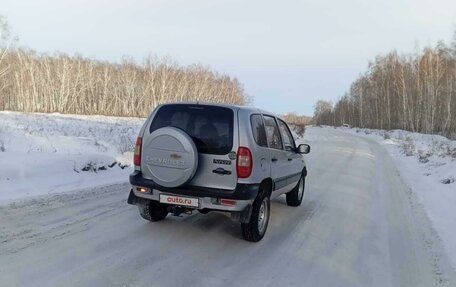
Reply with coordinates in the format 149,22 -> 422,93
129,171 -> 259,200
128,171 -> 259,212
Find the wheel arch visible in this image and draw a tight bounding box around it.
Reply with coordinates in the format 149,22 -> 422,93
259,178 -> 273,198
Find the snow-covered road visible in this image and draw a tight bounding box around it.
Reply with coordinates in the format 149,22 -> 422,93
1,128 -> 455,286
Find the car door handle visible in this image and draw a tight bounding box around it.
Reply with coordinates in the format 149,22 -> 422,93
287,158 -> 292,161
212,168 -> 231,175
271,158 -> 278,162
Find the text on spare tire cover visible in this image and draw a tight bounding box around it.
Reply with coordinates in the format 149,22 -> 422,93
146,155 -> 185,168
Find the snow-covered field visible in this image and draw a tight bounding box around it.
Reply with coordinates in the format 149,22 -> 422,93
2,126 -> 455,286
0,111 -> 143,203
335,126 -> 456,269
1,112 -> 455,286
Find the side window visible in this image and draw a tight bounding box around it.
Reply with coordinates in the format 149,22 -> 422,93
263,115 -> 283,150
250,114 -> 268,147
278,119 -> 296,151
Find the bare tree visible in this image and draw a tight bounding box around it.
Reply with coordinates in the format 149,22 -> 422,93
0,50 -> 249,117
0,12 -> 249,117
313,100 -> 333,126
0,15 -> 12,109
314,32 -> 456,139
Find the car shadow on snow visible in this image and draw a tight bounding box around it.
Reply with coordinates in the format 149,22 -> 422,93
135,197 -> 319,242
165,210 -> 243,240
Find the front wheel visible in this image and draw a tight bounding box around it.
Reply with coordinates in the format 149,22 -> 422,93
286,174 -> 305,206
241,190 -> 270,242
138,200 -> 169,221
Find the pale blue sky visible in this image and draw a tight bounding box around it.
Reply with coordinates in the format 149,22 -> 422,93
2,0 -> 456,115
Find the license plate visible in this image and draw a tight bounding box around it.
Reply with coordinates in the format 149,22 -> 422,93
159,194 -> 199,208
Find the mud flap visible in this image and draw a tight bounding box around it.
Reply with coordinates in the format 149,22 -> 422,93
127,190 -> 139,205
231,204 -> 252,223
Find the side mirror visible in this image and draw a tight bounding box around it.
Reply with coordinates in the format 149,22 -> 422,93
297,144 -> 310,154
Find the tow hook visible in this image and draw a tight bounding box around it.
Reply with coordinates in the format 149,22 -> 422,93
170,206 -> 193,217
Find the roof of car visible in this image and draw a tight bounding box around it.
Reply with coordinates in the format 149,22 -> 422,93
160,102 -> 279,118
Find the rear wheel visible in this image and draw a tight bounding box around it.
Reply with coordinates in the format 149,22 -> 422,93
138,200 -> 169,221
241,189 -> 270,242
286,174 -> 305,207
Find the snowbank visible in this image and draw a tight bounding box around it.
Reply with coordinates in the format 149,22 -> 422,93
336,126 -> 456,269
0,111 -> 144,203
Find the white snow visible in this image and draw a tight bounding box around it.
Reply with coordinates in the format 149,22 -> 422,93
0,124 -> 454,286
1,112 -> 455,285
0,111 -> 144,204
335,126 -> 456,269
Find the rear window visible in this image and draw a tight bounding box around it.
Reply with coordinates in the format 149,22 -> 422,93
149,104 -> 234,155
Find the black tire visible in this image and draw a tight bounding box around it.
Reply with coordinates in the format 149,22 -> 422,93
286,174 -> 305,207
241,188 -> 270,242
138,200 -> 169,221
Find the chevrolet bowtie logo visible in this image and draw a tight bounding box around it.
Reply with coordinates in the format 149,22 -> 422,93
170,153 -> 182,160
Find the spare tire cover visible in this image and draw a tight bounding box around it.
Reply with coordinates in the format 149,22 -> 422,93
142,127 -> 198,188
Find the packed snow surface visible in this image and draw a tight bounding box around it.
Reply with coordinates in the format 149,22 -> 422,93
1,113 -> 455,286
0,125 -> 455,286
336,126 -> 456,270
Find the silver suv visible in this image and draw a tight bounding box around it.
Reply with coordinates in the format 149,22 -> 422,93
127,103 -> 310,241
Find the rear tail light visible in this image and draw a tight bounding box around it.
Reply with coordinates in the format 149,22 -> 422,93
220,199 -> 237,206
134,137 -> 142,166
236,146 -> 252,178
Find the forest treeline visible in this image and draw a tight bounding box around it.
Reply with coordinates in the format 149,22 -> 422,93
314,34 -> 456,139
0,17 -> 248,117
0,50 -> 248,117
